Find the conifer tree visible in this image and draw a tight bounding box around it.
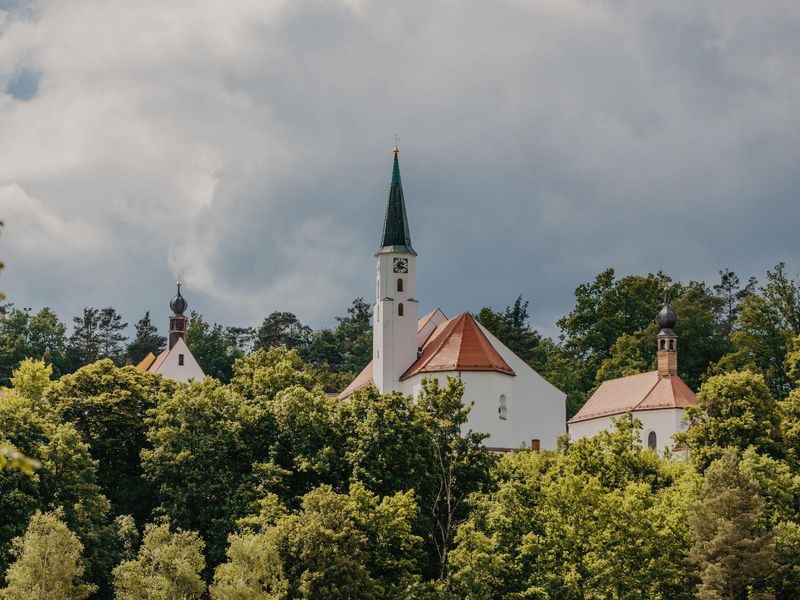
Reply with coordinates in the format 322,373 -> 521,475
126,311 -> 166,364
689,449 -> 777,599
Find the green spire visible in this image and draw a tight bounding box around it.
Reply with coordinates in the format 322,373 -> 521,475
378,147 -> 416,255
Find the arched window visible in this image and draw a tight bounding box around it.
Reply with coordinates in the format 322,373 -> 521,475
398,303 -> 404,317
660,339 -> 666,351
669,339 -> 675,351
397,278 -> 403,292
647,431 -> 657,449
498,394 -> 507,420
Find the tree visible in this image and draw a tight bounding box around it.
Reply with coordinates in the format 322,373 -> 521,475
214,484 -> 424,599
689,449 -> 777,599
49,359 -> 172,521
255,311 -> 312,351
209,530 -> 289,599
0,305 -> 67,386
96,307 -> 128,364
141,378 -> 265,566
717,263 -> 800,398
186,311 -> 242,382
303,298 -> 372,374
66,308 -> 101,369
714,268 -> 757,336
416,377 -> 493,579
39,423 -> 118,596
341,387 -> 435,499
475,296 -> 548,371
113,521 -> 206,600
679,371 -> 784,471
126,311 -> 166,364
1,510 -> 97,600
447,419 -> 699,599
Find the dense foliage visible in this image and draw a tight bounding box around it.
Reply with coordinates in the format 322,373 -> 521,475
1,264 -> 800,598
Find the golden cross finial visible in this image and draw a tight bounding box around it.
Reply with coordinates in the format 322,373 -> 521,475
392,134 -> 401,155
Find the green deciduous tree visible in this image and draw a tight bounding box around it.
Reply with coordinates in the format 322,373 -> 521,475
126,311 -> 166,364
49,359 -> 171,521
142,378 -> 265,566
416,377 -> 493,579
475,296 -> 548,371
1,510 -> 97,600
186,312 -> 242,382
679,370 -> 784,471
689,449 -> 777,599
113,521 -> 206,600
214,484 -> 424,599
717,263 -> 800,398
0,305 -> 67,386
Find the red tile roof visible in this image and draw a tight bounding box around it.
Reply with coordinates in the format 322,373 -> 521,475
147,349 -> 170,373
339,310 -> 515,399
568,370 -> 697,424
338,361 -> 373,400
401,312 -> 515,380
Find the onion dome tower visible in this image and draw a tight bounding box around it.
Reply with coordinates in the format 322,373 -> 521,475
656,284 -> 678,377
168,282 -> 189,350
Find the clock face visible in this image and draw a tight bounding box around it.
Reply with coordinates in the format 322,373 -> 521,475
393,258 -> 408,273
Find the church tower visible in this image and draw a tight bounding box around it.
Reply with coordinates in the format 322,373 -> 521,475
373,146 -> 419,392
656,285 -> 678,377
168,282 -> 189,350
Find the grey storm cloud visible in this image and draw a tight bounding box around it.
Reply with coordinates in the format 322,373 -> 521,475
0,0 -> 799,337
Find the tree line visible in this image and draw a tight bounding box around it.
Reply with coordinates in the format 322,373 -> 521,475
5,264 -> 799,419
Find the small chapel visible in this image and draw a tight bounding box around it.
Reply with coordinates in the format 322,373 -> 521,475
135,283 -> 205,382
340,148 -> 566,451
567,289 -> 698,452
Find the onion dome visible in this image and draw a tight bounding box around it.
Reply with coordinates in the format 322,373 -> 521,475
657,286 -> 677,330
170,282 -> 188,315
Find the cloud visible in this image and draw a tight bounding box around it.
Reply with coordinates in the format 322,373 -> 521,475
0,0 -> 798,337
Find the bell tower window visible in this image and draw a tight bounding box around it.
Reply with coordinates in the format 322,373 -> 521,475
397,278 -> 403,292
398,303 -> 404,317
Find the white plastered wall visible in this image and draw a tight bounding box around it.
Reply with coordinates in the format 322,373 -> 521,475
155,337 -> 205,383
568,407 -> 689,452
401,324 -> 566,450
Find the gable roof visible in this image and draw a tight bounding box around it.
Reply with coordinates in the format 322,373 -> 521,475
401,312 -> 515,380
568,370 -> 697,424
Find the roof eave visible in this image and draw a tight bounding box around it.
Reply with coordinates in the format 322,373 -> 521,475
376,245 -> 417,256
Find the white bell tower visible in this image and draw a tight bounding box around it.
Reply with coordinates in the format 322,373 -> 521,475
373,146 -> 419,393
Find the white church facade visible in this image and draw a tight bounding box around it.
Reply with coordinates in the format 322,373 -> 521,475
340,148 -> 566,451
136,283 -> 205,383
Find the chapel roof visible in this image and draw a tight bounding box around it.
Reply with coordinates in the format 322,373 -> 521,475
377,148 -> 415,256
567,370 -> 697,424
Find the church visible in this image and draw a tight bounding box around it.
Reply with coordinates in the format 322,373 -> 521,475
340,148 -> 566,451
567,289 -> 697,452
135,283 -> 205,383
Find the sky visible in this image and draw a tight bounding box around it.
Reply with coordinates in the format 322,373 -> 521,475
1,0 -> 799,339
